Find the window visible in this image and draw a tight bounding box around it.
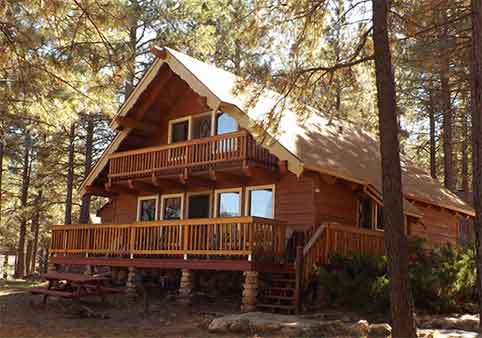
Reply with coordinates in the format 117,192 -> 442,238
216,111 -> 237,135
137,196 -> 159,222
215,188 -> 242,217
187,192 -> 211,219
160,194 -> 184,220
192,114 -> 212,139
246,185 -> 274,219
357,194 -> 383,230
169,118 -> 190,144
358,196 -> 371,229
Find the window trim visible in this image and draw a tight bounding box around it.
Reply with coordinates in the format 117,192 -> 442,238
137,195 -> 159,222
168,116 -> 192,144
160,193 -> 185,220
245,184 -> 275,219
215,111 -> 238,135
191,111 -> 214,140
214,188 -> 243,217
186,191 -> 213,219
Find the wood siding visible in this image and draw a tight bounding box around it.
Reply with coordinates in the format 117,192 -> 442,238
408,202 -> 459,246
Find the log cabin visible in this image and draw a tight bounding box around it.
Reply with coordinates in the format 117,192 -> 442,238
49,47 -> 475,313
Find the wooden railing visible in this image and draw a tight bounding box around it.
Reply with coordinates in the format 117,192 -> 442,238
50,217 -> 286,261
301,223 -> 385,285
108,130 -> 278,179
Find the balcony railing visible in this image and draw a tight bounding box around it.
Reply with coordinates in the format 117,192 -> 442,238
108,130 -> 278,180
50,217 -> 286,261
302,223 -> 385,285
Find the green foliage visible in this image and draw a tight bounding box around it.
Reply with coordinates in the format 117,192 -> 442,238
318,253 -> 390,312
410,241 -> 476,313
317,243 -> 476,314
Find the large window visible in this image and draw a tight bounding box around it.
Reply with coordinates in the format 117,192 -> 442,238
137,196 -> 158,222
169,118 -> 189,143
358,195 -> 383,230
192,114 -> 212,139
215,189 -> 242,217
216,111 -> 237,135
160,194 -> 184,220
187,192 -> 211,219
246,185 -> 274,219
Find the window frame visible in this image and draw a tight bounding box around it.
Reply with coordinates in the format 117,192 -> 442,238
215,111 -> 238,135
245,184 -> 275,219
168,116 -> 192,144
160,193 -> 185,220
191,111 -> 214,140
136,195 -> 159,222
214,188 -> 243,218
186,190 -> 213,219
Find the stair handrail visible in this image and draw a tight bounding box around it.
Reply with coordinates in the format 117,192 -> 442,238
303,223 -> 327,257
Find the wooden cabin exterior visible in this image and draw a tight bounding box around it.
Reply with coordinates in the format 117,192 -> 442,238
49,47 -> 474,313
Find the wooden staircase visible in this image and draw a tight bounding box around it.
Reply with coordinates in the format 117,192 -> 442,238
257,265 -> 297,314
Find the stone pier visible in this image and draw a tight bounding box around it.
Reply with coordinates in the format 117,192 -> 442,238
177,269 -> 193,305
241,271 -> 258,312
126,266 -> 137,297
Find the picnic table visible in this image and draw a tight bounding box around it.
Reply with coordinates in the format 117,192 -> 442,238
30,271 -> 121,305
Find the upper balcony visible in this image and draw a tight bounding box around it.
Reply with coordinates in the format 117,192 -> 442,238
107,130 -> 279,183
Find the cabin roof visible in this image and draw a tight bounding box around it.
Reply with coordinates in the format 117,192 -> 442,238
82,47 -> 474,218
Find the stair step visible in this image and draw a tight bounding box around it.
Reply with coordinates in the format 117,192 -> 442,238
266,286 -> 295,291
257,303 -> 296,310
262,295 -> 295,300
271,278 -> 295,283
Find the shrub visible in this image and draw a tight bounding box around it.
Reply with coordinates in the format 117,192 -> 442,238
316,242 -> 476,314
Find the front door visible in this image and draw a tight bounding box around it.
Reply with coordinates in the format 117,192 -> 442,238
187,194 -> 211,219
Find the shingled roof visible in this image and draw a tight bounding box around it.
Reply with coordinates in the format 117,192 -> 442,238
85,47 -> 475,217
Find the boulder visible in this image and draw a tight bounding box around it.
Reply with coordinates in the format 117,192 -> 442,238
348,320 -> 369,337
369,323 -> 392,337
208,318 -> 230,333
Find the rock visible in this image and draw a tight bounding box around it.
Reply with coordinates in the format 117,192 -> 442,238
418,314 -> 479,332
208,318 -> 230,333
454,314 -> 479,331
228,318 -> 250,333
369,323 -> 392,337
418,329 -> 438,338
348,320 -> 369,337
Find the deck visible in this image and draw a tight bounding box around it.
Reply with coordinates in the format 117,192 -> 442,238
50,217 -> 286,271
107,130 -> 278,181
49,220 -> 385,275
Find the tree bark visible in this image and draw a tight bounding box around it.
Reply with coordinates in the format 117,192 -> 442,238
15,131 -> 31,278
372,1 -> 417,337
429,85 -> 437,179
64,123 -> 75,225
125,0 -> 139,96
440,0 -> 456,191
79,114 -> 94,224
30,190 -> 42,274
462,110 -> 469,200
0,136 -> 4,227
470,0 -> 482,332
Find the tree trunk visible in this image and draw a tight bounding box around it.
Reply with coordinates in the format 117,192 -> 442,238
79,114 -> 94,224
30,190 -> 42,274
440,0 -> 455,191
15,131 -> 31,278
462,110 -> 469,200
0,136 -> 4,226
64,123 -> 75,225
372,1 -> 417,337
125,0 -> 139,96
429,85 -> 437,179
471,0 -> 482,332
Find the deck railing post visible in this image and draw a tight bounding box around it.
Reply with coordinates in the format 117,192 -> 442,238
183,223 -> 189,260
63,229 -> 68,256
295,245 -> 303,314
129,226 -> 135,259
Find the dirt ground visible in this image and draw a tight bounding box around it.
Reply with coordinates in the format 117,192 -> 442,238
0,280 -> 256,338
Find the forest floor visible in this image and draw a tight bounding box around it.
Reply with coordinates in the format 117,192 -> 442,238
0,280 -> 479,338
0,280 -> 249,338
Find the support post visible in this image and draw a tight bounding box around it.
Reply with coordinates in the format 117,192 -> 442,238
241,270 -> 258,312
126,266 -> 137,297
177,268 -> 193,305
295,245 -> 303,314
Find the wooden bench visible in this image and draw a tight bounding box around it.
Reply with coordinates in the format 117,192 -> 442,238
29,287 -> 75,304
84,285 -> 124,294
